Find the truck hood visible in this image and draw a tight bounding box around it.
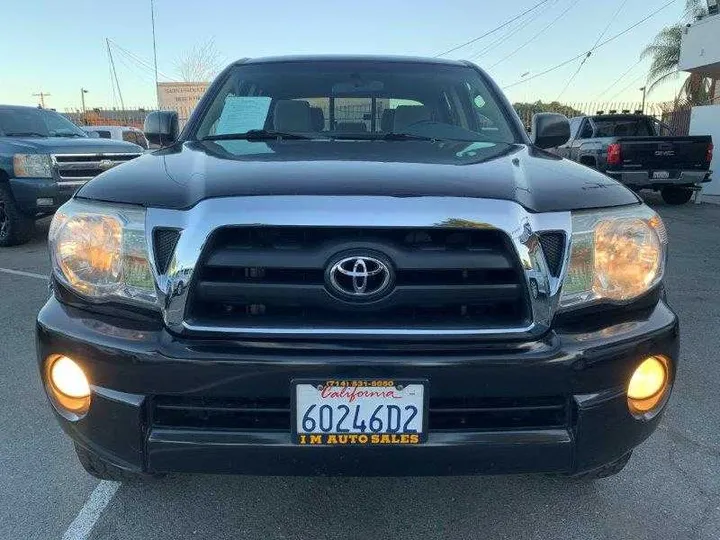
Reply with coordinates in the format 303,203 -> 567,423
77,139 -> 639,213
4,136 -> 141,153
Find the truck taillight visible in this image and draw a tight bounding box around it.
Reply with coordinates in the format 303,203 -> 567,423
707,142 -> 714,163
607,143 -> 622,166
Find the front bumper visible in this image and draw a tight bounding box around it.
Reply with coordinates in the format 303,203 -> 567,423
606,169 -> 711,188
36,296 -> 679,476
9,178 -> 80,215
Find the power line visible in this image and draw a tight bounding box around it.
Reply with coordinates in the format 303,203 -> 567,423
468,0 -> 563,61
467,14 -> 536,60
556,0 -> 629,100
108,39 -> 178,81
489,0 -> 582,69
555,52 -> 592,100
607,71 -> 647,102
470,0 -> 566,61
595,59 -> 643,100
502,0 -> 678,90
435,0 -> 550,57
591,0 -> 629,49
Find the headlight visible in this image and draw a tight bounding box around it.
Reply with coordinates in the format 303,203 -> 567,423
559,205 -> 667,309
13,154 -> 53,178
49,199 -> 156,306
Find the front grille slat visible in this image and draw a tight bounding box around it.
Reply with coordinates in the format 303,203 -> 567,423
194,282 -> 522,307
204,246 -> 514,271
152,396 -> 570,432
186,226 -> 530,332
52,153 -> 141,183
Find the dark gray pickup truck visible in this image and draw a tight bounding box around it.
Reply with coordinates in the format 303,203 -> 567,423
555,113 -> 712,204
0,105 -> 142,246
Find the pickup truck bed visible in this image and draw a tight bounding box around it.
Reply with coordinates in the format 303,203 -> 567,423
556,114 -> 713,204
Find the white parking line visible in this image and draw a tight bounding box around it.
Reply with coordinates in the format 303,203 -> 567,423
0,267 -> 48,280
62,480 -> 120,540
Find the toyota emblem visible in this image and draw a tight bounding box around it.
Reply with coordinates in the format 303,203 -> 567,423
326,254 -> 394,301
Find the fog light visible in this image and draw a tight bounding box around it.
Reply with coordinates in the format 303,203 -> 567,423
46,355 -> 91,416
628,356 -> 670,415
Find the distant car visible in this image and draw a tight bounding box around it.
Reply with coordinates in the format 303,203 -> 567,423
0,105 -> 142,246
82,125 -> 149,150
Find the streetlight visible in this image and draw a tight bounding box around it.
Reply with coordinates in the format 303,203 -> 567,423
80,88 -> 89,124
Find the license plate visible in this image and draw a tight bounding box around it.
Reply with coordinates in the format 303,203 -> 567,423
653,171 -> 671,179
292,379 -> 427,445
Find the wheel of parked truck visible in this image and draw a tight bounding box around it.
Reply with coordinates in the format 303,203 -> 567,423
0,185 -> 35,247
571,451 -> 632,480
74,443 -> 163,482
661,187 -> 693,205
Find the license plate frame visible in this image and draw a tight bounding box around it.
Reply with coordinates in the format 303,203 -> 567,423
291,378 -> 429,446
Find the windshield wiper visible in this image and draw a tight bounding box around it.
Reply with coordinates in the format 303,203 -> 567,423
3,131 -> 47,137
53,133 -> 85,138
201,129 -> 319,141
379,132 -> 439,142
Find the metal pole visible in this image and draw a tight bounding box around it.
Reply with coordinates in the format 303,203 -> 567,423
150,0 -> 160,109
81,88 -> 87,123
640,87 -> 647,114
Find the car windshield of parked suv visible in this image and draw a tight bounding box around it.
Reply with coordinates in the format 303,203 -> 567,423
193,61 -> 519,144
0,107 -> 88,138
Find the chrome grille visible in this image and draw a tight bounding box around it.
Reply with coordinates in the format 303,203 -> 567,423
52,153 -> 141,184
185,226 -> 531,332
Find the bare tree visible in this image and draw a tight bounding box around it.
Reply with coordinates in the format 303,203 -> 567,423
176,39 -> 222,82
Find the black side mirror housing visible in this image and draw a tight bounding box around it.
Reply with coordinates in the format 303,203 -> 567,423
531,113 -> 570,149
144,111 -> 179,147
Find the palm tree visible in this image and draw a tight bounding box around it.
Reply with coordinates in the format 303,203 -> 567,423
641,0 -> 714,105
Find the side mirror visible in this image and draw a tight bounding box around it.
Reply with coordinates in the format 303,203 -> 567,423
531,113 -> 570,149
144,111 -> 179,147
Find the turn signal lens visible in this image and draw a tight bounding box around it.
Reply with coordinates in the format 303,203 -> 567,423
50,356 -> 90,398
628,356 -> 670,415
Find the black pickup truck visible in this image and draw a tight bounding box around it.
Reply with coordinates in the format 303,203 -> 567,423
37,56 -> 677,481
0,105 -> 142,246
555,113 -> 712,204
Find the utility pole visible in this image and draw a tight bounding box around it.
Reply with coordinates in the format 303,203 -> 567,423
32,92 -> 51,108
639,86 -> 647,114
150,0 -> 160,109
80,88 -> 89,124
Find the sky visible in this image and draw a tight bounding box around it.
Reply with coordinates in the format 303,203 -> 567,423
0,0 -> 692,111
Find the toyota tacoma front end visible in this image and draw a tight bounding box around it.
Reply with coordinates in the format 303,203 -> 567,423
36,56 -> 678,480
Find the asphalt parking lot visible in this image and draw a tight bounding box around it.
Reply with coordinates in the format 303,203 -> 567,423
1,194 -> 719,540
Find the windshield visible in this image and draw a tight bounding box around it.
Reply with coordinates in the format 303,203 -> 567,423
0,107 -> 88,138
193,62 -> 519,144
